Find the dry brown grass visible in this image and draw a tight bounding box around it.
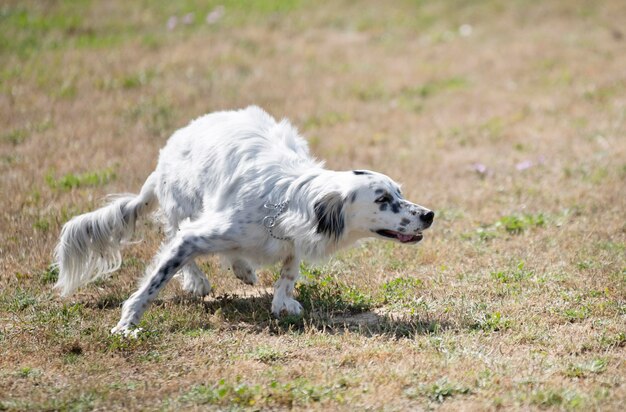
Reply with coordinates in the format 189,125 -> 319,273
1,0 -> 625,410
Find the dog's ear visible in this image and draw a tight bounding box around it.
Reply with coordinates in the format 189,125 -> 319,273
314,192 -> 345,241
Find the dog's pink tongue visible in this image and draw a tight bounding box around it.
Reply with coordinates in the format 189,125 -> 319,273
397,234 -> 413,242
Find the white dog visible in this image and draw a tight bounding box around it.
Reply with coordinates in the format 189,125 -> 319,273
54,106 -> 434,335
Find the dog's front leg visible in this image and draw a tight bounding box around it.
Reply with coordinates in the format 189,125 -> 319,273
111,224 -> 237,335
271,254 -> 303,317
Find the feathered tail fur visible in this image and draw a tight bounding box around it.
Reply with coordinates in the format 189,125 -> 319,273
54,173 -> 158,296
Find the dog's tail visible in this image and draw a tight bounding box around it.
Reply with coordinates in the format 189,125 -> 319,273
53,172 -> 159,296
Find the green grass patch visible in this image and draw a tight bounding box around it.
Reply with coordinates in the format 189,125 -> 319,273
1,288 -> 38,312
0,392 -> 99,411
248,345 -> 287,364
598,332 -> 625,349
106,328 -> 159,352
491,261 -> 534,283
405,378 -> 470,403
464,212 -> 546,241
180,377 -> 349,408
298,265 -> 373,314
381,277 -> 424,303
1,119 -> 52,145
45,168 -> 116,191
1,128 -> 29,145
34,303 -> 85,327
303,112 -> 350,130
528,387 -> 585,409
565,358 -> 607,378
40,265 -> 59,285
17,366 -> 41,378
181,379 -> 261,407
497,213 -> 545,234
563,305 -> 591,322
401,77 -> 468,99
472,311 -> 511,332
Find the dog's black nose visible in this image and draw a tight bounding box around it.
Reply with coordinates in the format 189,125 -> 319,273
420,210 -> 434,225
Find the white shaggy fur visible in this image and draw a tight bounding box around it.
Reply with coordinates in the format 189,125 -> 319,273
54,106 -> 434,335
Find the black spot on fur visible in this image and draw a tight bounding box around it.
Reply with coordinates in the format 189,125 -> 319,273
352,170 -> 371,175
169,258 -> 182,270
379,203 -> 388,211
156,272 -> 167,289
375,189 -> 384,194
400,218 -> 411,226
350,192 -> 357,203
391,202 -> 401,214
398,227 -> 406,233
314,192 -> 345,241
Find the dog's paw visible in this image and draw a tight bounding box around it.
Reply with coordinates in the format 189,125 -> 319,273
110,324 -> 142,338
182,273 -> 212,297
231,260 -> 258,285
271,298 -> 303,317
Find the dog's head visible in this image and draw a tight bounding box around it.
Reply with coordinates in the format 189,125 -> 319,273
314,170 -> 434,244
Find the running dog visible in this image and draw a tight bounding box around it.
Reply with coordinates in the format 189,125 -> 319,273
54,106 -> 434,335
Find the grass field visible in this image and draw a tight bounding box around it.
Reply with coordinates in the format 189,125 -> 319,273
1,0 -> 625,410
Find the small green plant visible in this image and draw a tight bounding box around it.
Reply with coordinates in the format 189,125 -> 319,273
138,350 -> 161,363
2,128 -> 28,145
249,345 -> 287,364
563,306 -> 590,322
497,213 -> 545,234
598,332 -> 626,349
182,379 -> 261,407
353,83 -> 386,102
303,112 -> 349,130
2,288 -> 37,312
402,77 -> 468,99
121,69 -> 154,89
40,265 -> 59,284
18,367 -> 40,378
466,213 -> 547,241
32,216 -> 51,232
491,261 -> 533,283
382,277 -> 422,301
566,358 -> 607,378
529,388 -> 585,408
472,311 -> 511,332
297,266 -> 373,313
420,378 -> 470,403
474,227 -> 498,241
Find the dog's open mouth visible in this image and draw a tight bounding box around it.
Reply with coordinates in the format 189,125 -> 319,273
375,229 -> 423,243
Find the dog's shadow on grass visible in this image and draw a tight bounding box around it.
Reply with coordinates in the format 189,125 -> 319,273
170,291 -> 452,339
83,288 -> 452,339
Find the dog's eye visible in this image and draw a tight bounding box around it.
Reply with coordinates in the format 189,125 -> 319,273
375,194 -> 392,203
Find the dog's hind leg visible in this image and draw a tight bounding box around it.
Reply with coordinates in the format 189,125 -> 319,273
111,220 -> 238,335
229,258 -> 258,285
164,216 -> 212,297
180,261 -> 212,296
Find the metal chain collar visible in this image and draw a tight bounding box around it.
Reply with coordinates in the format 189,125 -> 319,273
263,200 -> 291,241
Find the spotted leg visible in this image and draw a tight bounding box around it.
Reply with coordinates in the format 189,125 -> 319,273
165,217 -> 212,297
271,255 -> 303,316
111,223 -> 237,335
